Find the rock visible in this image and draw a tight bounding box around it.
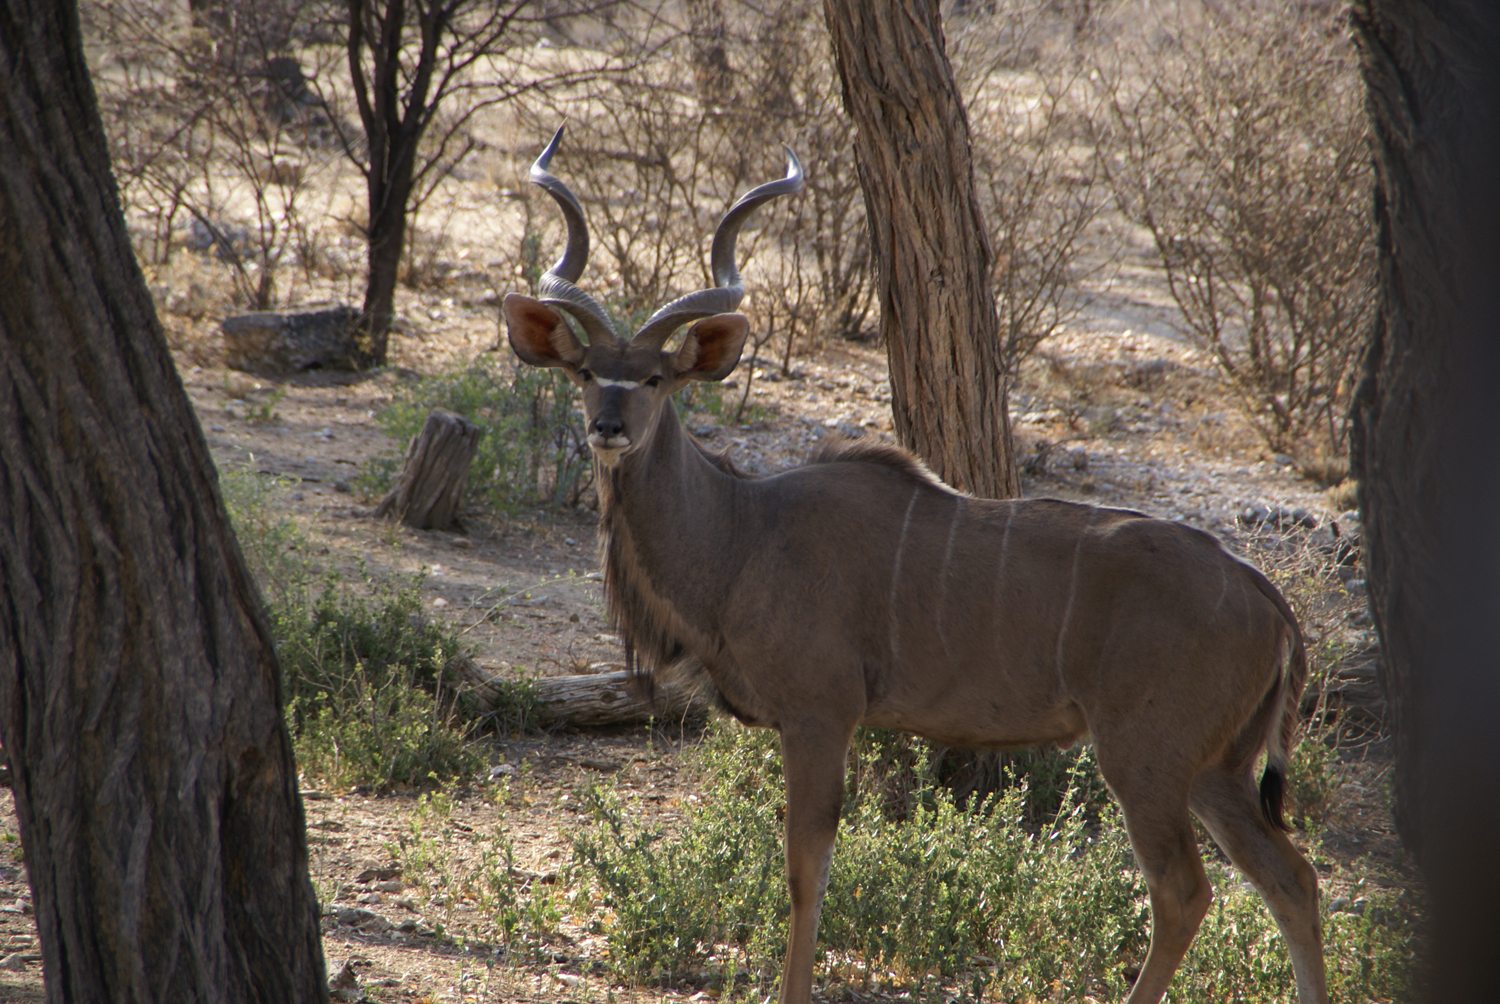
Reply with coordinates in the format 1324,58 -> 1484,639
221,306 -> 361,375
1238,504 -> 1318,530
1330,510 -> 1362,565
1124,358 -> 1177,388
255,156 -> 305,187
329,958 -> 363,1002
259,57 -> 342,148
186,219 -> 253,262
1,951 -> 26,971
1239,504 -> 1271,527
334,906 -> 381,924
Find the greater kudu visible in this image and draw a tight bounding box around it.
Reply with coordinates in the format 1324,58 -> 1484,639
503,129 -> 1328,1004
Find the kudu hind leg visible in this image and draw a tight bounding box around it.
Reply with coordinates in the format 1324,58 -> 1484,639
777,724 -> 855,1004
1190,768 -> 1329,1004
1098,756 -> 1212,1004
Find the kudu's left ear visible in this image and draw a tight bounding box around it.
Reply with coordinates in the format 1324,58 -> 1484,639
504,293 -> 586,369
672,313 -> 749,383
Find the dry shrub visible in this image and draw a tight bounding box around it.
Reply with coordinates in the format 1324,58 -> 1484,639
1088,1 -> 1374,474
512,0 -> 874,370
84,0 -> 346,310
742,2 -> 876,356
951,2 -> 1113,381
508,0 -> 1104,385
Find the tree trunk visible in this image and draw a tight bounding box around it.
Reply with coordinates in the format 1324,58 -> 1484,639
1350,1 -> 1500,998
0,3 -> 329,1001
373,408 -> 482,530
685,0 -> 732,102
358,166 -> 412,367
348,0 -> 446,370
822,0 -> 1018,499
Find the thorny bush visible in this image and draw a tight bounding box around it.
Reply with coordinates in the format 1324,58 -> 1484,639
1087,2 -> 1374,475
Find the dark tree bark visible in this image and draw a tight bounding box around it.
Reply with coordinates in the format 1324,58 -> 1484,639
822,0 -> 1018,499
1350,1 -> 1500,998
0,2 -> 329,1000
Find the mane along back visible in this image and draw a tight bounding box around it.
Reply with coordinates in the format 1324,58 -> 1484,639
810,438 -> 956,493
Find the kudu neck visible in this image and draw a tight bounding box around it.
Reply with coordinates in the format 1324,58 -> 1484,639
609,400 -> 733,526
599,398 -> 740,617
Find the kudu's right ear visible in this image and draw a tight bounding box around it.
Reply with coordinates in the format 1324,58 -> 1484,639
504,294 -> 586,369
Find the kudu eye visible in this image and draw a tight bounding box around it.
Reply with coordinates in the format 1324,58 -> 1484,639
577,368 -> 594,382
645,375 -> 663,388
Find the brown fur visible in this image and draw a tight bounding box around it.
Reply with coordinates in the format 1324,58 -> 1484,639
569,403 -> 1325,1004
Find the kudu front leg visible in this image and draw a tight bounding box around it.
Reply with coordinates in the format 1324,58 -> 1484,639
778,723 -> 855,1004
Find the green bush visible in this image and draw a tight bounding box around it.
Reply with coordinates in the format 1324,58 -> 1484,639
275,576 -> 486,790
1180,868 -> 1417,1002
222,469 -> 488,789
572,722 -> 1415,1001
365,363 -> 590,512
840,729 -> 1113,828
574,724 -> 1148,997
219,468 -> 312,608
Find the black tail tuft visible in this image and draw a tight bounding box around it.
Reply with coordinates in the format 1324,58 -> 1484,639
1259,762 -> 1291,831
623,642 -> 655,704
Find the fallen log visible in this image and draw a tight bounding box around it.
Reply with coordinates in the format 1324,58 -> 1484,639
450,663 -> 712,728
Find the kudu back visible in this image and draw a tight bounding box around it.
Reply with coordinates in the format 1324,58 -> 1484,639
504,129 -> 1328,1004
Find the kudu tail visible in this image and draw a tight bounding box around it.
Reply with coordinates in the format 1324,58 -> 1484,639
1252,571 -> 1309,832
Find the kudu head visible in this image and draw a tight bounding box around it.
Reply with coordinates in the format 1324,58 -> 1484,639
504,127 -> 803,467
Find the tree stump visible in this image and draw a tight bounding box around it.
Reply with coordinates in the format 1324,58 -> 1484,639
373,409 -> 482,530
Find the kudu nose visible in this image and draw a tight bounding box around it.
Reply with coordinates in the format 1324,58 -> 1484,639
591,415 -> 624,439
